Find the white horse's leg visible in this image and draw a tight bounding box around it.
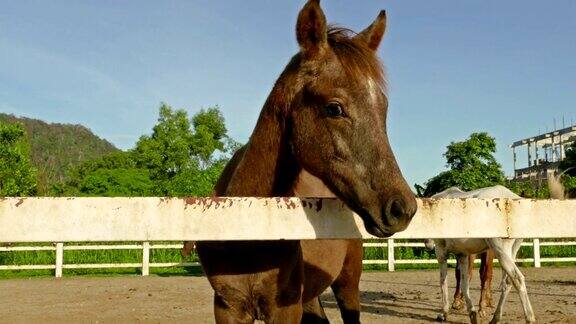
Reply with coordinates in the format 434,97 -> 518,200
458,254 -> 478,324
492,269 -> 511,324
488,238 -> 536,324
436,245 -> 450,321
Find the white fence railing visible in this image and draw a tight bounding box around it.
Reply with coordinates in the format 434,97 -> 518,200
2,197 -> 575,241
1,239 -> 575,277
1,197 -> 575,277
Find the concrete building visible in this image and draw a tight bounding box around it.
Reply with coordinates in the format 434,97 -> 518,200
511,125 -> 576,181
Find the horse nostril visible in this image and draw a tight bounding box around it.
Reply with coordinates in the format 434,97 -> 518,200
383,198 -> 406,227
389,200 -> 405,220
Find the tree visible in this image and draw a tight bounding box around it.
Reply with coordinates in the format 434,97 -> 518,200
73,168 -> 153,197
133,103 -> 238,196
0,121 -> 37,196
558,141 -> 576,197
559,141 -> 576,175
53,103 -> 239,197
134,104 -> 196,181
52,151 -> 154,197
191,106 -> 228,167
421,132 -> 505,197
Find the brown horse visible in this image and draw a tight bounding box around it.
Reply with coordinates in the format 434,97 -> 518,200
196,1 -> 417,322
452,251 -> 495,317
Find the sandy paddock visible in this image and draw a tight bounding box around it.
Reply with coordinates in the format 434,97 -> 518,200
0,267 -> 574,323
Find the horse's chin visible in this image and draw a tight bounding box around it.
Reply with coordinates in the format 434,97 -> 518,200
349,205 -> 392,238
358,211 -> 392,238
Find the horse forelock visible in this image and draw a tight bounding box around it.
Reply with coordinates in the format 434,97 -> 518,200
327,26 -> 386,92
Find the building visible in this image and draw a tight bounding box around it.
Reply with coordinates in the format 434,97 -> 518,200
511,125 -> 576,181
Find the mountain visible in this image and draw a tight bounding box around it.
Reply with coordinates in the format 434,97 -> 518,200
0,113 -> 119,194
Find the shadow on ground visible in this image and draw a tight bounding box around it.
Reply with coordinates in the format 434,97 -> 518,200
321,290 -> 449,323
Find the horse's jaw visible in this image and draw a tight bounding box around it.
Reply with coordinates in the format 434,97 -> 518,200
291,168 -> 336,198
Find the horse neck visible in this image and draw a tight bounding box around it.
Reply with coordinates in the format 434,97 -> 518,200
222,103 -> 300,197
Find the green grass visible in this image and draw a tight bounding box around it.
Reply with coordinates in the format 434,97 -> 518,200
1,240 -> 574,279
0,242 -> 202,279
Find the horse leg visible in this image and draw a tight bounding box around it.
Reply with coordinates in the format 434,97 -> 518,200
302,297 -> 329,324
488,238 -> 535,324
437,250 -> 450,321
458,255 -> 478,324
452,258 -> 463,310
485,249 -> 495,308
181,241 -> 196,257
479,249 -> 495,318
330,241 -> 362,324
268,303 -> 304,324
453,253 -> 474,310
491,270 -> 511,324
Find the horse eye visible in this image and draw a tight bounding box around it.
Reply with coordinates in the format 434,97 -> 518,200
325,102 -> 344,117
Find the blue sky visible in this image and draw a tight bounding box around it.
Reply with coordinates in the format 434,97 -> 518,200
1,1 -> 575,187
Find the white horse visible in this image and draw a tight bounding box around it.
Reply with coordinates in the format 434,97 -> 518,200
425,185 -> 535,324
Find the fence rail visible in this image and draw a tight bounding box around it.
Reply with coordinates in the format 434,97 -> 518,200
1,197 -> 575,277
2,197 -> 576,242
1,239 -> 575,277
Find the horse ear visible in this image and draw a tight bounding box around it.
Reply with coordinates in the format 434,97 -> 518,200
296,0 -> 328,59
355,10 -> 387,51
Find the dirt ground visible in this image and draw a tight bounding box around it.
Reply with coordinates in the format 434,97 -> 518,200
0,267 -> 574,323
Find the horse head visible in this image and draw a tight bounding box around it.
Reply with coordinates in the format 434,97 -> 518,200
225,0 -> 417,237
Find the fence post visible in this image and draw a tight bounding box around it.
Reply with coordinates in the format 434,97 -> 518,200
533,238 -> 541,268
387,238 -> 395,272
142,241 -> 150,276
55,242 -> 63,278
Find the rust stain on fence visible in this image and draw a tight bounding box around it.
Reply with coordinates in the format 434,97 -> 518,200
15,198 -> 25,207
182,197 -> 234,210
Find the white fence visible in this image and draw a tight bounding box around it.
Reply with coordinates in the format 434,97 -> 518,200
0,197 -> 575,277
2,197 -> 576,241
1,239 -> 575,277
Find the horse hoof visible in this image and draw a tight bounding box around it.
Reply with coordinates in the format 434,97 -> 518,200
451,298 -> 464,310
484,298 -> 495,308
478,308 -> 488,318
436,313 -> 447,322
469,311 -> 479,324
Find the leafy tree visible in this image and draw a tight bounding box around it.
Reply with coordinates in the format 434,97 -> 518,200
134,104 -> 196,181
505,180 -> 549,199
72,168 -> 153,197
162,160 -> 227,197
191,106 -> 228,166
558,141 -> 576,197
52,151 -> 154,197
133,103 -> 236,196
52,103 -> 239,197
559,141 -> 576,175
562,176 -> 576,198
420,132 -> 505,197
0,121 -> 37,196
